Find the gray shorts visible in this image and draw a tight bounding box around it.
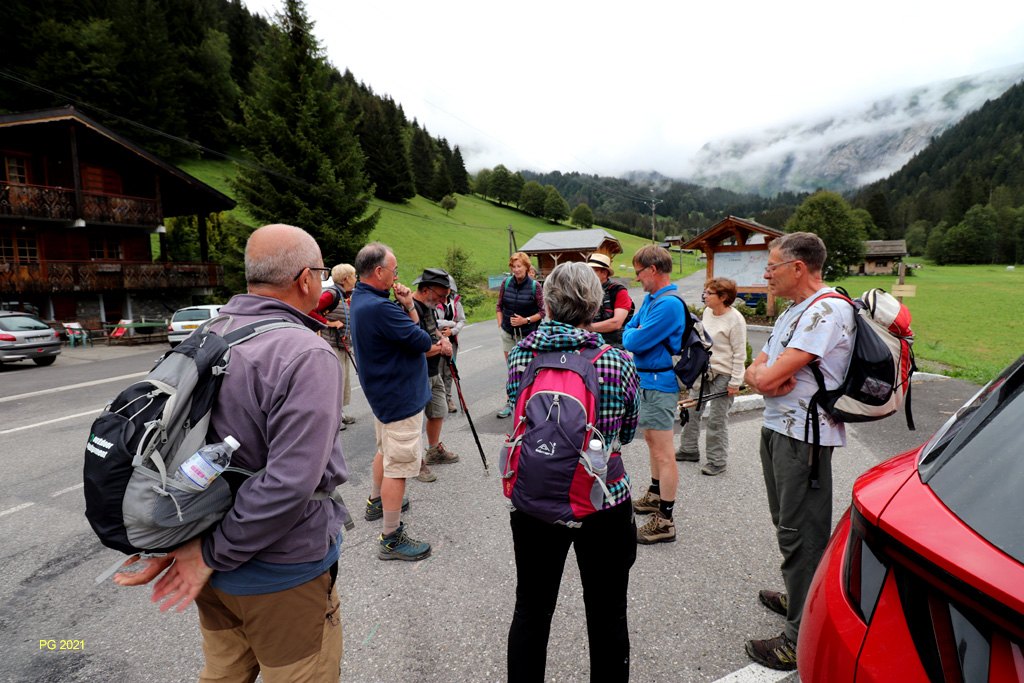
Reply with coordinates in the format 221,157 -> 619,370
637,388 -> 678,431
500,328 -> 526,354
425,373 -> 447,419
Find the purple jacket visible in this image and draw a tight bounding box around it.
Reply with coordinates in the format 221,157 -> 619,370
202,294 -> 349,571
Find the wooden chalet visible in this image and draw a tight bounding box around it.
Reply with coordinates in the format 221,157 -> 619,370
850,240 -> 907,275
681,216 -> 783,313
0,106 -> 235,330
519,229 -> 623,278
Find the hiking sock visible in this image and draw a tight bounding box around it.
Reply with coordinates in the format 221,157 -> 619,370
371,482 -> 382,499
382,510 -> 401,537
659,499 -> 675,520
649,479 -> 661,496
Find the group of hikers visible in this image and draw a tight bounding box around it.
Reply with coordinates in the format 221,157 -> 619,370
117,224 -> 851,681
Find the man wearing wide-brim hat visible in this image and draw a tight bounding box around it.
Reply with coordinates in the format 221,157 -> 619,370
410,268 -> 460,481
586,253 -> 634,350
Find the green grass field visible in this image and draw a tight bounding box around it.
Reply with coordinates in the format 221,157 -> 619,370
173,157 -> 1021,383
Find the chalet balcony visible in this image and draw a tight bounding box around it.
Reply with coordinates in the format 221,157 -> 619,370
0,260 -> 223,294
0,183 -> 161,226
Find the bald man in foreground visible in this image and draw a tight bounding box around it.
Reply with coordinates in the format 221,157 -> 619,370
115,224 -> 349,682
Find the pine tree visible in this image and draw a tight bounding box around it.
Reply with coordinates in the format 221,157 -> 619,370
358,95 -> 415,202
450,146 -> 471,194
409,124 -> 436,197
230,0 -> 378,265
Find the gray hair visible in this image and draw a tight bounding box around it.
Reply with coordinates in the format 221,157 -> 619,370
244,224 -> 321,288
354,242 -> 391,279
331,263 -> 355,284
543,261 -> 603,327
771,232 -> 826,274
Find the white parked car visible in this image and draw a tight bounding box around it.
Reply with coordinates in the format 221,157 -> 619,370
167,305 -> 222,348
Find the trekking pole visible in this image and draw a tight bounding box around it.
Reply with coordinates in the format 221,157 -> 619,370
340,337 -> 359,376
447,356 -> 490,476
677,386 -> 746,425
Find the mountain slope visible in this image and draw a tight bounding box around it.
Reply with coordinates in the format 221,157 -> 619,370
685,63 -> 1024,196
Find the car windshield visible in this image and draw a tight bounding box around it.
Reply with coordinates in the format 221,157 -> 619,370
919,352 -> 1024,563
173,309 -> 213,322
0,315 -> 51,332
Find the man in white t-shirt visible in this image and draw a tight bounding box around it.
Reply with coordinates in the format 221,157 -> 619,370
741,232 -> 855,671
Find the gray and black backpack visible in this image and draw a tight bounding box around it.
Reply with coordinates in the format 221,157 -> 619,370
83,316 -> 349,582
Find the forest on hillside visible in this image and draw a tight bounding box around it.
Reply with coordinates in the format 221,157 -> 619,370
3,0 -> 1023,265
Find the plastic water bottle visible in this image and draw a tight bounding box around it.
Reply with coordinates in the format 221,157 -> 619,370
586,438 -> 606,474
174,436 -> 240,490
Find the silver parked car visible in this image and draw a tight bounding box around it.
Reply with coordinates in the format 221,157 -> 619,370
167,305 -> 222,348
0,311 -> 62,367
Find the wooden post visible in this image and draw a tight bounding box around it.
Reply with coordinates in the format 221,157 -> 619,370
69,123 -> 83,219
198,214 -> 209,264
897,262 -> 906,303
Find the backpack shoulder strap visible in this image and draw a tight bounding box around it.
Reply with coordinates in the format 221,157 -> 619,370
223,318 -> 309,346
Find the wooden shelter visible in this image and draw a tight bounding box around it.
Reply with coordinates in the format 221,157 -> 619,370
519,229 -> 622,278
681,216 -> 783,314
850,240 -> 907,275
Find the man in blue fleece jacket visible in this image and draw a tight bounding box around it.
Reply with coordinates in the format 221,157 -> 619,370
622,245 -> 687,545
350,242 -> 435,561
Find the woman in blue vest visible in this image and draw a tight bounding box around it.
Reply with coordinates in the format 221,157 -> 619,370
496,251 -> 545,418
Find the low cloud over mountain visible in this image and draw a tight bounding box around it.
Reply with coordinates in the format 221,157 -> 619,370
684,63 -> 1024,197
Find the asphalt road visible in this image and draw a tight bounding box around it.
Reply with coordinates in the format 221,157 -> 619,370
0,278 -> 982,683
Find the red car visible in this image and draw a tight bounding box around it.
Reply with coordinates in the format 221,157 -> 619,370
799,354 -> 1024,682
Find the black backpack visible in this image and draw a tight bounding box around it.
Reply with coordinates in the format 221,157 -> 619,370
84,316 -> 350,583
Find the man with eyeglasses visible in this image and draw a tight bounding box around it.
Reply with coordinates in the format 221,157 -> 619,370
410,268 -> 459,479
622,245 -> 688,545
741,232 -> 855,670
115,224 -> 348,680
350,242 -> 435,562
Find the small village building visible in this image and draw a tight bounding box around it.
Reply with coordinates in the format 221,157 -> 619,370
680,216 -> 784,314
518,228 -> 623,278
850,240 -> 907,275
0,106 -> 234,331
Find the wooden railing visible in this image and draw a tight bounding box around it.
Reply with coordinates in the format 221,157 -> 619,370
0,260 -> 223,293
0,183 -> 161,226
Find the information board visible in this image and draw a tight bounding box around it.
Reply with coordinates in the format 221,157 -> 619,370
712,251 -> 769,288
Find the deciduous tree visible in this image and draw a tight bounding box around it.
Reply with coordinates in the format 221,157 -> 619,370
544,185 -> 570,224
570,203 -> 594,229
784,191 -> 865,280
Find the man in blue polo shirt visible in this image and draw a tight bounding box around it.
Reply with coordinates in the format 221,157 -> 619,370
350,242 -> 435,561
622,245 -> 687,544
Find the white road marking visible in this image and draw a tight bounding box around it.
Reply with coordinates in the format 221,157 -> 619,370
711,664 -> 797,683
0,408 -> 104,435
0,372 -> 147,404
0,502 -> 35,518
459,345 -> 483,354
51,483 -> 85,498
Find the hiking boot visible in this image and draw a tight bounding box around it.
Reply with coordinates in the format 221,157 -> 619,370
675,449 -> 700,462
338,422 -> 347,431
744,632 -> 797,671
496,402 -> 512,419
701,463 -> 727,476
632,489 -> 661,514
342,415 -> 357,425
425,442 -> 460,465
758,590 -> 788,617
447,399 -> 458,413
637,511 -> 676,544
378,523 -> 432,561
364,496 -> 410,521
414,463 -> 437,482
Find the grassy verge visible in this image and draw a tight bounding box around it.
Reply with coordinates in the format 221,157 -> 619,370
835,265 -> 1024,384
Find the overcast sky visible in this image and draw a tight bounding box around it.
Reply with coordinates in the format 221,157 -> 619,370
244,0 -> 1024,179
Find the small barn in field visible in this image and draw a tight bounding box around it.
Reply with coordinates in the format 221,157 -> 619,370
519,229 -> 623,278
850,240 -> 907,275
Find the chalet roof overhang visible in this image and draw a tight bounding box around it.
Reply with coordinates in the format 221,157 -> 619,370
0,106 -> 235,217
863,240 -> 908,258
519,229 -> 623,257
681,216 -> 783,252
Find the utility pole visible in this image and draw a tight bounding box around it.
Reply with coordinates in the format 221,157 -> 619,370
643,188 -> 663,244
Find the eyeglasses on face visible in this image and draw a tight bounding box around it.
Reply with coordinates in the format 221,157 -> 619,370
703,290 -> 718,297
378,264 -> 399,278
764,259 -> 798,274
294,267 -> 332,281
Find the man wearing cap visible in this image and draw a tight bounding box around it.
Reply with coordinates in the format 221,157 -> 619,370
350,242 -> 433,562
411,268 -> 459,481
587,253 -> 634,349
